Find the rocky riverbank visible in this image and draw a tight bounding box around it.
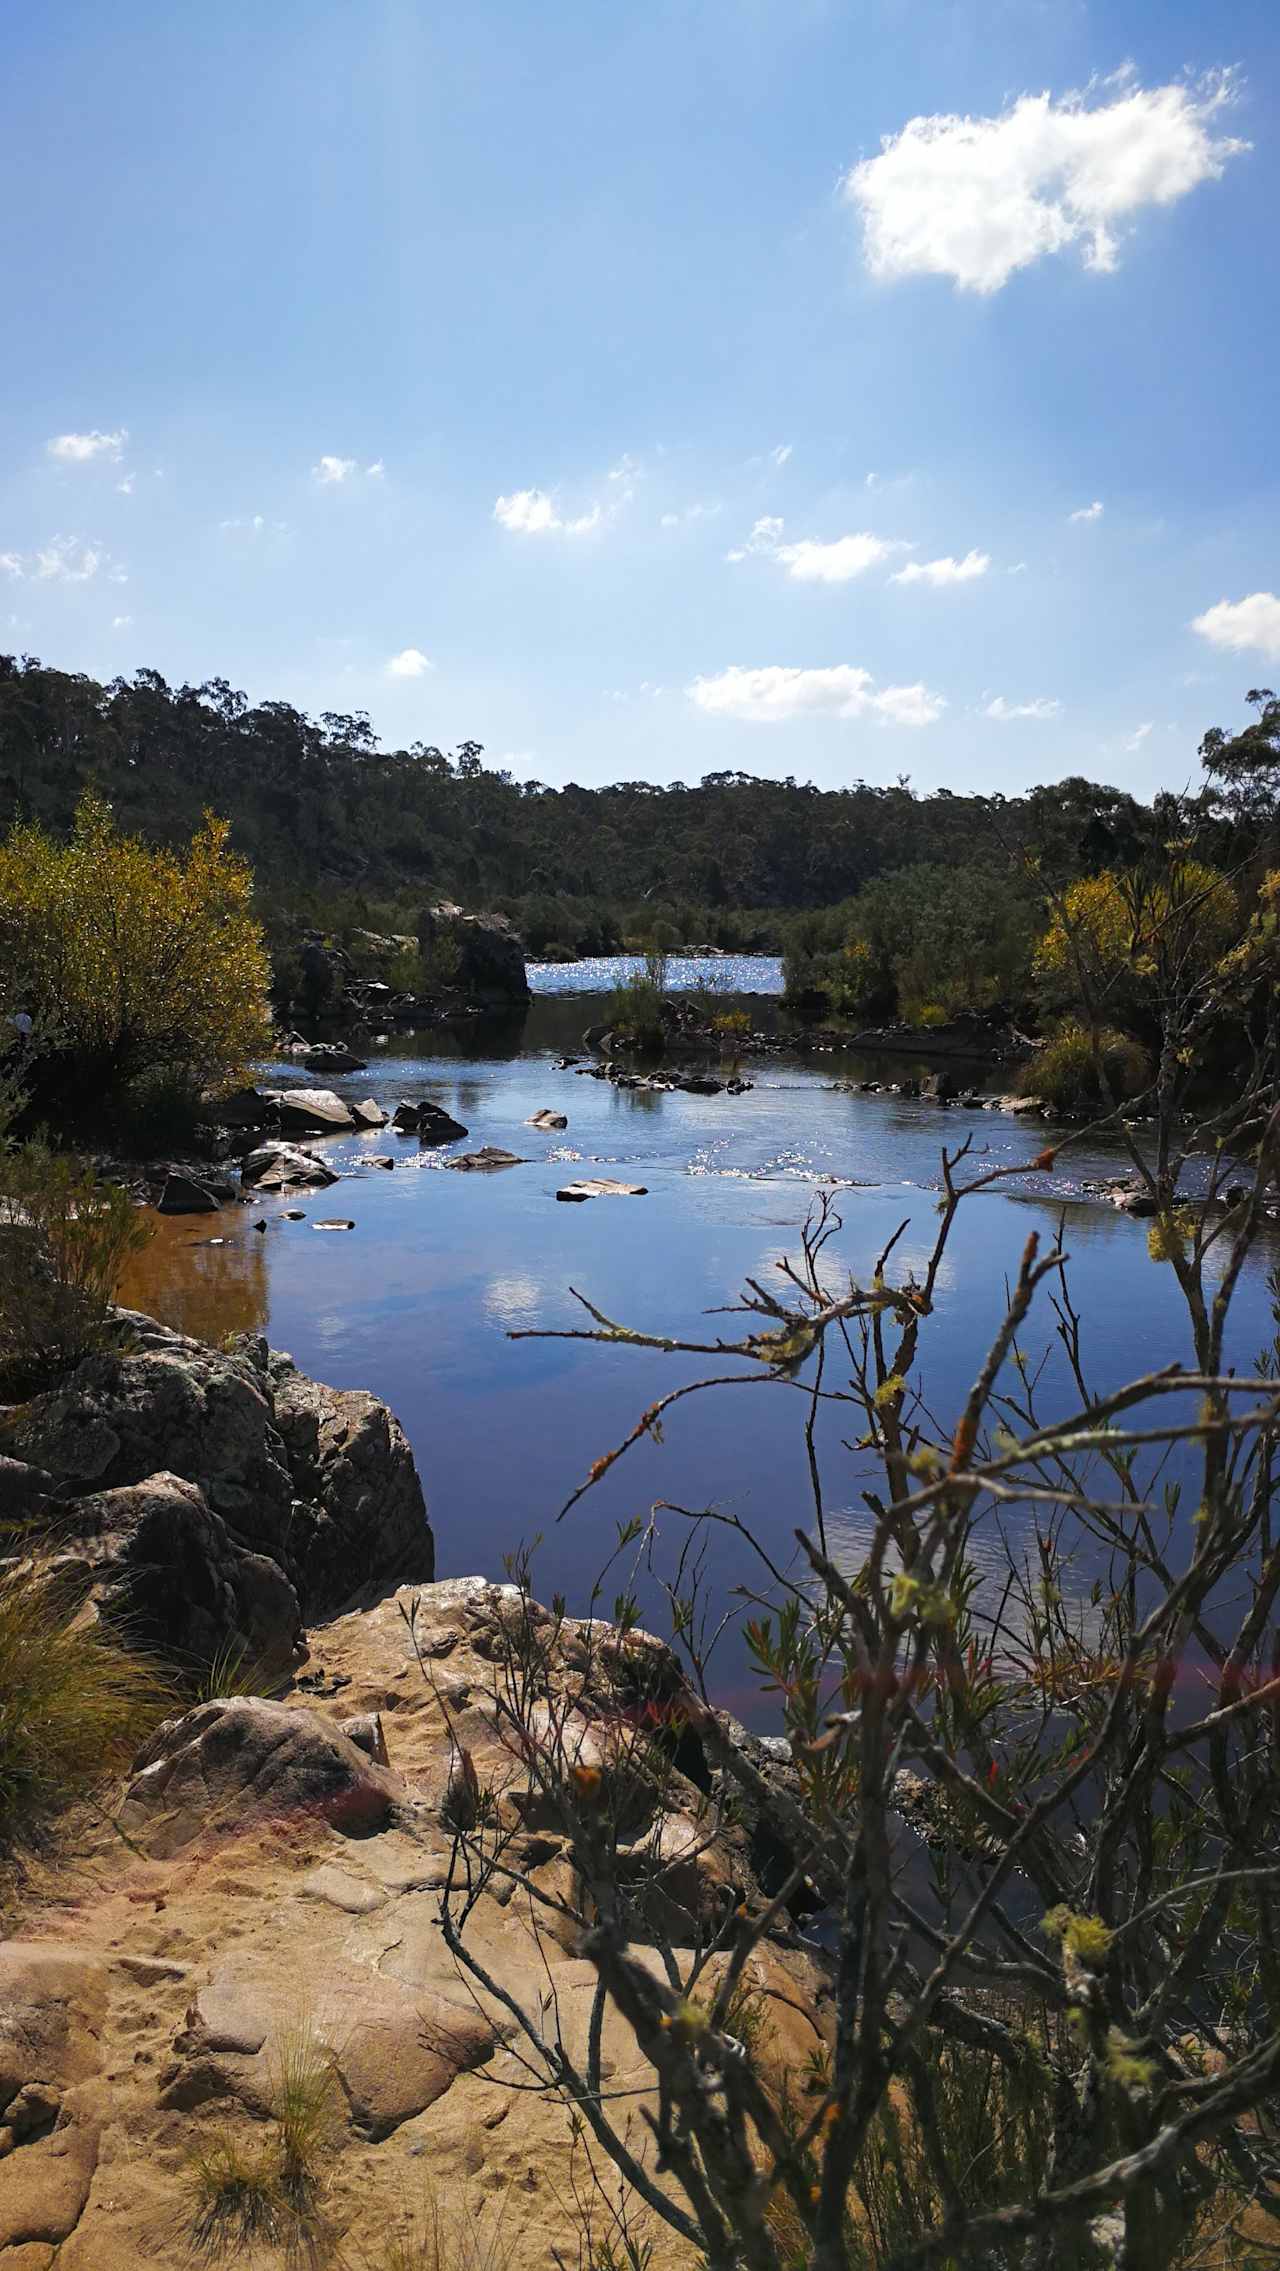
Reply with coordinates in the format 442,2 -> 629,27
0,1320 -> 829,2268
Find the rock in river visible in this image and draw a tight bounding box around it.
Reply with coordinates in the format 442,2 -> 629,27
445,1147 -> 526,1172
261,1086 -> 356,1133
556,1178 -> 648,1202
241,1141 -> 339,1190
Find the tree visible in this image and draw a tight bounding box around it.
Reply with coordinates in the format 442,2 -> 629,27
1200,689 -> 1280,835
0,789 -> 270,1114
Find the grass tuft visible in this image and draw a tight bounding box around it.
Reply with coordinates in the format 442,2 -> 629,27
187,2131 -> 284,2259
0,1565 -> 172,1857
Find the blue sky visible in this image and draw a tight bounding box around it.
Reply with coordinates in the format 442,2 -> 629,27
1,0 -> 1276,797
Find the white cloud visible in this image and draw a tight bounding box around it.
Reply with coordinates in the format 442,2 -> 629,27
493,487 -> 601,537
778,532 -> 902,583
1070,500 -> 1104,523
47,428 -> 127,463
1124,721 -> 1154,751
367,459 -> 385,478
387,646 -> 434,679
608,453 -> 640,483
892,548 -> 990,587
984,694 -> 1061,721
771,442 -> 793,467
689,664 -> 944,727
116,475 -> 135,496
314,454 -> 357,484
1191,591 -> 1280,661
727,517 -> 904,582
1008,561 -> 1029,575
844,70 -> 1247,294
0,552 -> 23,579
34,536 -> 108,584
111,614 -> 133,629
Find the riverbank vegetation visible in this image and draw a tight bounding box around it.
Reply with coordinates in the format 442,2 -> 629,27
2,657 -> 1274,980
0,786 -> 270,1139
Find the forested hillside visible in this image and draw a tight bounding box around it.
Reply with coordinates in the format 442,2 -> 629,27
1,654 -> 1271,956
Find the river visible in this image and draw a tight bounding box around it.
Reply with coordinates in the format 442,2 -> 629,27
119,958 -> 1278,1725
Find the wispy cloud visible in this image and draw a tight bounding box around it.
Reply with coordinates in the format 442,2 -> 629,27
984,694 -> 1061,722
47,428 -> 127,463
112,614 -> 133,629
689,663 -> 944,727
1191,592 -> 1280,661
771,442 -> 793,467
314,454 -> 357,484
661,500 -> 721,528
892,548 -> 989,588
1124,721 -> 1154,751
1070,500 -> 1104,523
0,552 -> 23,579
367,458 -> 385,478
844,69 -> 1248,294
220,514 -> 266,534
387,646 -> 433,678
494,487 -> 602,537
33,536 -> 115,584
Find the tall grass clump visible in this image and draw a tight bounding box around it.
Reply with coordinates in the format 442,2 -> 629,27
0,1566 -> 171,1861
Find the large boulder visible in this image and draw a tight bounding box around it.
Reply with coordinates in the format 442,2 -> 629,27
121,1697 -> 403,1855
8,1313 -> 434,1630
54,1471 -> 303,1672
417,904 -> 529,1000
261,1087 -> 356,1133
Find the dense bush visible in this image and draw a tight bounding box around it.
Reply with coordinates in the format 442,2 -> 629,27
0,788 -> 270,1124
1018,1019 -> 1152,1113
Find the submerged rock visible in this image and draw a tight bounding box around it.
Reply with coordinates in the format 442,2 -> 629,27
527,1107 -> 568,1130
445,1147 -> 526,1172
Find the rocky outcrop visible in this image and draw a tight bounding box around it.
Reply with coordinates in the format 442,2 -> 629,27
418,904 -> 530,1000
6,1312 -> 434,1666
50,1472 -> 303,1673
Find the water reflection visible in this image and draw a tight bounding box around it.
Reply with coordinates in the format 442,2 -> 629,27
119,1216 -> 269,1344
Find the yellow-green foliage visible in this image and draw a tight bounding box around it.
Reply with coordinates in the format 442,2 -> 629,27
1019,1020 -> 1151,1113
0,788 -> 270,1096
0,1141 -> 150,1387
1042,1907 -> 1114,1967
0,1566 -> 171,1856
1034,864 -> 1239,990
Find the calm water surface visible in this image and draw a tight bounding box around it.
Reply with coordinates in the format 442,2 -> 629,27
120,965 -> 1278,1723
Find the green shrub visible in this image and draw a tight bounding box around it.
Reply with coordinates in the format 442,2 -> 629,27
606,976 -> 666,1052
1019,1019 -> 1152,1113
0,1141 -> 151,1392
